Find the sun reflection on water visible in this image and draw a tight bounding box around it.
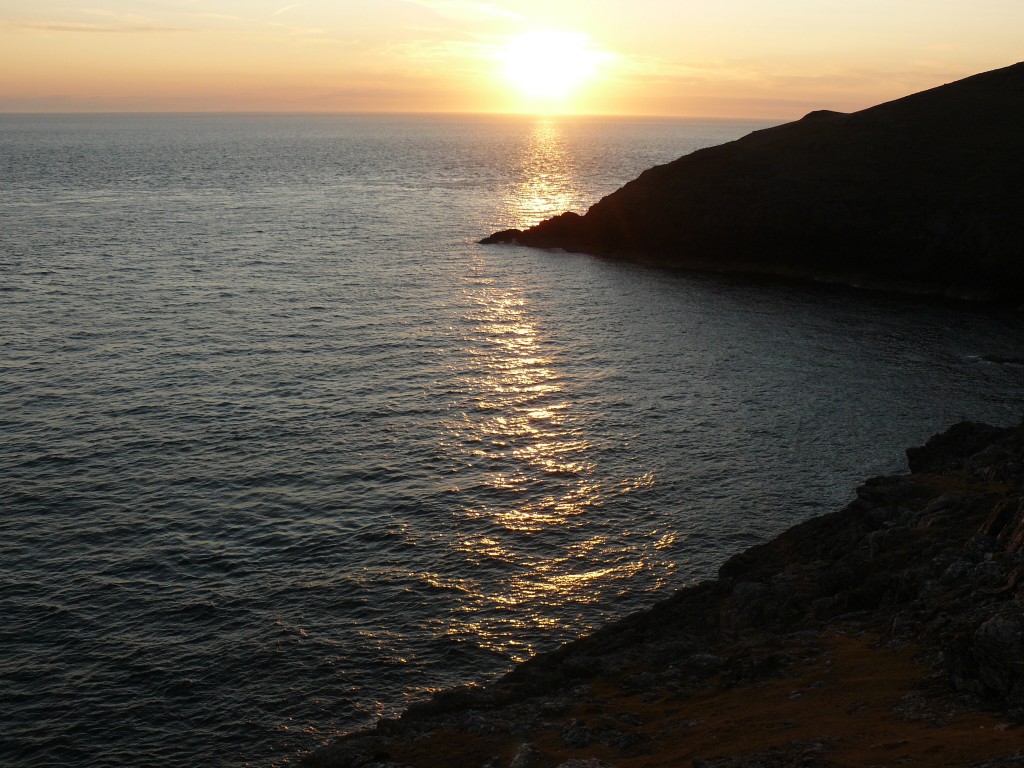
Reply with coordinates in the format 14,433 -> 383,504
437,256 -> 661,659
504,119 -> 588,230
425,116 -> 676,660
446,286 -> 594,535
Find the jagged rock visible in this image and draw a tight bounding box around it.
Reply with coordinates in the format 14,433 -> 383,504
947,610 -> 1024,710
479,228 -> 523,245
559,719 -> 595,748
906,422 -> 1014,474
599,729 -> 645,750
721,581 -> 777,633
508,742 -> 540,768
980,497 -> 1024,554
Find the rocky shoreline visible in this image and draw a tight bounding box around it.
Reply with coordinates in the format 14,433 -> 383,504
303,421 -> 1024,767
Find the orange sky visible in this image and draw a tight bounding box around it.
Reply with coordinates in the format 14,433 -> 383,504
2,1 -> 1022,117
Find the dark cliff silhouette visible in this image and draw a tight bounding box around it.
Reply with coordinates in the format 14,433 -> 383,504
482,62 -> 1024,299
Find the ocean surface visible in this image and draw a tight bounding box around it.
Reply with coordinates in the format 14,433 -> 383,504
1,113 -> 1022,768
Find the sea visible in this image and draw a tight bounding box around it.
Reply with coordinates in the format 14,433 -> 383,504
1,113 -> 1022,768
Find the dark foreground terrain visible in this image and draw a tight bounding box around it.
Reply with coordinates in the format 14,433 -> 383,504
304,420 -> 1024,767
482,63 -> 1024,300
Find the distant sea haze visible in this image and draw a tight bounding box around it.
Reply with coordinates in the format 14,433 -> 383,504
1,114 -> 1022,768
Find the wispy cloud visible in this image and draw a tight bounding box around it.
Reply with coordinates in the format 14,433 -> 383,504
391,37 -> 488,58
267,20 -> 330,39
77,7 -> 148,21
196,12 -> 250,23
400,0 -> 525,22
3,20 -> 191,34
4,6 -> 191,34
271,3 -> 304,17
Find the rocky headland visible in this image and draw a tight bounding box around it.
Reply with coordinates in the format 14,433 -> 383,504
304,421 -> 1024,767
481,63 -> 1024,301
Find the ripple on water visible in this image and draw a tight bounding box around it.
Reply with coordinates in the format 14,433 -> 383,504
2,114 -> 1024,768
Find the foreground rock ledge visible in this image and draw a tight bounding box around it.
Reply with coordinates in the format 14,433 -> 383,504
481,62 -> 1024,301
304,421 -> 1024,768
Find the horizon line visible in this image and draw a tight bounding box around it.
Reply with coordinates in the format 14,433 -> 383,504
0,108 -> 792,121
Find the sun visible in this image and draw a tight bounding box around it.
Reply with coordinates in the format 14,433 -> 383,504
498,30 -> 608,105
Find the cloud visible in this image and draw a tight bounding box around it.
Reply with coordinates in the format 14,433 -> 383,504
3,20 -> 191,34
266,20 -> 330,39
271,3 -> 305,17
4,6 -> 191,34
195,12 -> 250,22
386,36 -> 490,69
400,0 -> 524,22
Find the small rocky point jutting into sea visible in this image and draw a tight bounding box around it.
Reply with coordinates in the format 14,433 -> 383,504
303,420 -> 1024,767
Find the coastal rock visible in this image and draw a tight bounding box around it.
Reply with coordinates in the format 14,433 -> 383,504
559,719 -> 595,748
480,63 -> 1024,300
946,609 -> 1024,712
479,228 -> 524,245
508,742 -> 540,768
303,420 -> 1024,768
906,421 -> 1014,474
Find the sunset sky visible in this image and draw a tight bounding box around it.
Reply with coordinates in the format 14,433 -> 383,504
2,0 -> 1021,117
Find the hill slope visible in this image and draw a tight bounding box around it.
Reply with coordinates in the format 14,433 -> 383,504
482,63 -> 1024,299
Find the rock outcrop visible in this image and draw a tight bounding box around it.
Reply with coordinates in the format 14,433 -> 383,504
303,421 -> 1024,767
481,63 -> 1024,300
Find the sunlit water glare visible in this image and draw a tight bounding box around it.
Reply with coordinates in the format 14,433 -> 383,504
1,114 -> 1022,768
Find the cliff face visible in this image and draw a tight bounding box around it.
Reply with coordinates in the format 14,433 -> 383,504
305,421 -> 1024,768
482,63 -> 1024,300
